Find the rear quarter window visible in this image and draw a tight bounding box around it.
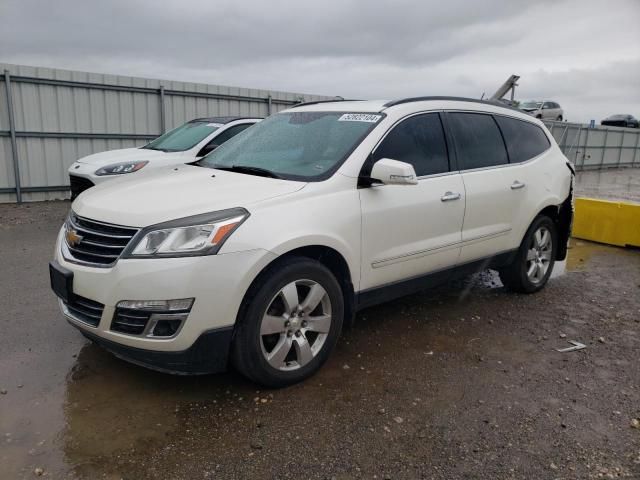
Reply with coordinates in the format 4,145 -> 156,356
495,116 -> 551,163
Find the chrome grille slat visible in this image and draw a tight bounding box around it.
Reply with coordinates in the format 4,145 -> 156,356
116,312 -> 150,320
68,216 -> 134,240
74,299 -> 104,311
63,295 -> 105,327
64,213 -> 139,267
68,307 -> 102,320
79,240 -> 126,249
68,246 -> 119,259
111,308 -> 152,335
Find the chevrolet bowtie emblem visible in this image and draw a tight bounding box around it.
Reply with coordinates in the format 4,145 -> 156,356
66,228 -> 83,247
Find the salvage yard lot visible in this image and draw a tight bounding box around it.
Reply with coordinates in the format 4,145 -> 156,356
1,201 -> 639,479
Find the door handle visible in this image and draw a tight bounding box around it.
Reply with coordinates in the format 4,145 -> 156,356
510,181 -> 526,190
440,191 -> 461,202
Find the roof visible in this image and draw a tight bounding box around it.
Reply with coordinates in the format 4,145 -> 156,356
190,116 -> 262,124
286,96 -> 525,115
286,100 -> 389,113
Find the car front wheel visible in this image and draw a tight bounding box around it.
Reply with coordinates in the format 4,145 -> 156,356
499,215 -> 557,293
232,257 -> 344,387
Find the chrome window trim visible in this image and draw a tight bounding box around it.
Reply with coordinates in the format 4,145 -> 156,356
444,109 -> 553,173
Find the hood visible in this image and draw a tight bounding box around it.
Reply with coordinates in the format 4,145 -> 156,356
73,165 -> 306,226
520,107 -> 538,113
76,147 -> 172,166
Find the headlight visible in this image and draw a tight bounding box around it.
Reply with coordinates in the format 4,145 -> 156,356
124,208 -> 249,258
95,161 -> 149,176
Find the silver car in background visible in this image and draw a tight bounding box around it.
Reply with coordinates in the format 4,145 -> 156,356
519,101 -> 564,121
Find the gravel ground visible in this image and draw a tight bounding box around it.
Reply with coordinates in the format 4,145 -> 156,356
0,200 -> 639,480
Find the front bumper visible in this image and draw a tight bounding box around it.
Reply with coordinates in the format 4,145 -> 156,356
75,323 -> 234,374
53,227 -> 276,370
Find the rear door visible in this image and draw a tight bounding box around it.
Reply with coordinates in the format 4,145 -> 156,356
359,112 -> 465,291
445,112 -> 517,263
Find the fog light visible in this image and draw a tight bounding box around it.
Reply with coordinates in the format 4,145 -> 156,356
151,318 -> 183,337
116,298 -> 194,312
112,299 -> 194,338
146,313 -> 188,338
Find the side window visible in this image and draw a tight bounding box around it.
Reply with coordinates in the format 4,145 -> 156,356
209,124 -> 252,146
495,116 -> 551,163
197,123 -> 252,157
372,113 -> 449,176
447,113 -> 508,170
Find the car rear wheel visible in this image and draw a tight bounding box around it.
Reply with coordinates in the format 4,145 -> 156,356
499,215 -> 557,293
231,257 -> 344,387
556,115 -> 563,121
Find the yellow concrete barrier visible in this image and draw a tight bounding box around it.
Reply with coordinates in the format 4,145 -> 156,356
573,197 -> 640,248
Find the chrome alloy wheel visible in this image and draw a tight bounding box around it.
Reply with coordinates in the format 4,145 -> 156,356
259,279 -> 332,371
526,226 -> 552,284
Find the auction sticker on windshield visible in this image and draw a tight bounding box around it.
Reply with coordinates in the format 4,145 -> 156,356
338,113 -> 382,123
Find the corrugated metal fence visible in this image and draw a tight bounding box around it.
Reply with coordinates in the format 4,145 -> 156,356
0,63 -> 331,203
544,120 -> 640,170
2,64 -> 638,204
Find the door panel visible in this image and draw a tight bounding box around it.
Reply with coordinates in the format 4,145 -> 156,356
444,111 -> 518,263
359,174 -> 465,290
458,167 -> 523,262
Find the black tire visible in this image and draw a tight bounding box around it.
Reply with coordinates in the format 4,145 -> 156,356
499,215 -> 557,294
231,257 -> 344,388
557,115 -> 563,121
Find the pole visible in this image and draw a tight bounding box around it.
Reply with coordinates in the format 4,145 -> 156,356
3,70 -> 21,203
159,85 -> 166,134
617,130 -> 625,167
267,95 -> 272,116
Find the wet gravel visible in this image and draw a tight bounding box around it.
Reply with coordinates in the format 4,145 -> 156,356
1,201 -> 639,479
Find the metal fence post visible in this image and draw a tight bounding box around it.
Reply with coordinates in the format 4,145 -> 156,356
600,129 -> 609,168
3,69 -> 22,203
159,85 -> 166,134
617,130 -> 625,167
580,127 -> 590,170
267,95 -> 272,116
632,131 -> 640,167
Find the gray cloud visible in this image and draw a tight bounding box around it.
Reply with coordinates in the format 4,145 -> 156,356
1,0 -> 639,122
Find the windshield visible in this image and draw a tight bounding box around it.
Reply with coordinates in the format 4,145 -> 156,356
199,111 -> 383,180
520,101 -> 542,109
142,121 -> 221,152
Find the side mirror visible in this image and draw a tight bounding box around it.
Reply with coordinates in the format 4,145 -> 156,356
369,158 -> 418,185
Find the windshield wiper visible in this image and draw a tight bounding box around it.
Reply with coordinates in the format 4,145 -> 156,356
212,165 -> 282,179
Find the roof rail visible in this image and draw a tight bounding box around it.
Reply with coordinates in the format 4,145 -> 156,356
289,97 -> 362,108
383,96 -> 522,113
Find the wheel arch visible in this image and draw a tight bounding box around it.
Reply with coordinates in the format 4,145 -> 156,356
234,244 -> 357,340
526,189 -> 573,261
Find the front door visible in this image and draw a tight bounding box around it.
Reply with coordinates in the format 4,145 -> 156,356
359,112 -> 465,291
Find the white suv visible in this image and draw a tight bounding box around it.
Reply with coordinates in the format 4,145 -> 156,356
519,101 -> 564,121
68,116 -> 260,199
50,97 -> 574,387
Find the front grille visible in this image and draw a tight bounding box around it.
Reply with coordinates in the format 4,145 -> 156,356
64,295 -> 104,327
111,308 -> 152,335
69,175 -> 95,200
65,213 -> 138,267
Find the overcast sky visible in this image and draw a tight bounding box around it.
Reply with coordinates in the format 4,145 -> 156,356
1,0 -> 638,122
